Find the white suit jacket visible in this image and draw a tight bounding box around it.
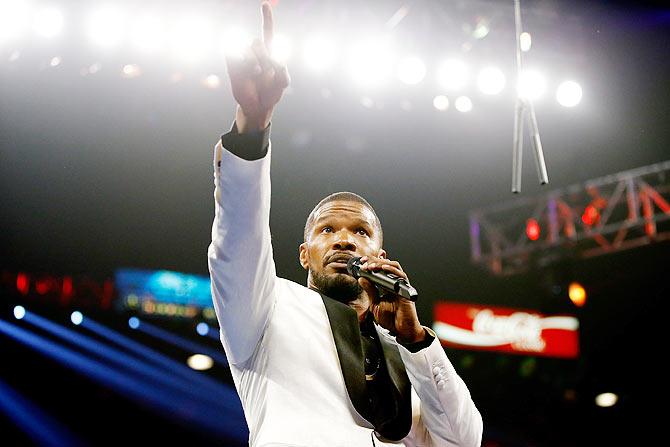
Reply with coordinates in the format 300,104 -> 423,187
208,139 -> 483,447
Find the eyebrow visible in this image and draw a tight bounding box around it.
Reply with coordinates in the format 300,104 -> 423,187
313,215 -> 374,231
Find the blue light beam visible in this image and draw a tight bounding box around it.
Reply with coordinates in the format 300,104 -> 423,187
0,318 -> 248,441
0,377 -> 82,447
80,317 -> 230,398
134,319 -> 228,365
22,312 -> 240,412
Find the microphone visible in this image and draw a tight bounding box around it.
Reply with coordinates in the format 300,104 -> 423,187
346,257 -> 418,302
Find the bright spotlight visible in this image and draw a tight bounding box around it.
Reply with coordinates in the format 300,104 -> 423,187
436,59 -> 468,91
348,37 -> 394,87
270,33 -> 291,64
556,80 -> 583,107
455,96 -> 473,113
187,354 -> 213,371
121,64 -> 141,78
128,317 -> 140,329
595,392 -> 618,408
302,36 -> 337,72
33,7 -> 64,39
196,322 -> 209,336
477,67 -> 506,95
520,32 -> 532,52
432,95 -> 449,111
202,74 -> 220,89
517,70 -> 546,100
397,56 -> 426,85
170,16 -> 213,63
86,6 -> 126,48
220,27 -> 251,59
130,14 -> 164,52
0,0 -> 31,43
13,306 -> 26,320
70,311 -> 83,326
568,282 -> 587,307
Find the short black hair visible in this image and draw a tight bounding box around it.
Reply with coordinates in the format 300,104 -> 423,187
303,192 -> 383,244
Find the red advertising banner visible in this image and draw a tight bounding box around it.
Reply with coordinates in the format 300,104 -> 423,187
433,302 -> 579,358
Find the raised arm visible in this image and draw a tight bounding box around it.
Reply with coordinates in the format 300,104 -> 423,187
227,2 -> 290,134
208,2 -> 290,365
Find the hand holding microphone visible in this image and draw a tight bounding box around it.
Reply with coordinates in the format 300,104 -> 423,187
348,255 -> 424,344
346,257 -> 418,302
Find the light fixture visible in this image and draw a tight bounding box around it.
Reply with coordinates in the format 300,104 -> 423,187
454,96 -> 473,113
556,80 -> 583,107
187,354 -> 213,371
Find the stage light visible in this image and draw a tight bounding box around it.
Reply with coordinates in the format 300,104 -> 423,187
13,306 -> 26,320
433,95 -> 449,111
581,204 -> 600,226
128,317 -> 140,329
33,7 -> 64,39
16,272 -> 29,295
525,218 -> 541,241
518,69 -> 546,100
49,56 -> 61,67
187,354 -> 214,371
520,32 -> 532,52
397,56 -> 426,85
454,96 -> 473,113
348,37 -> 394,87
0,0 -> 30,43
477,67 -> 506,95
170,16 -> 213,62
196,322 -> 210,336
595,392 -> 618,408
220,27 -> 251,59
70,311 -> 83,326
556,80 -> 583,107
302,36 -> 337,72
130,14 -> 164,52
121,64 -> 141,78
473,19 -> 490,39
270,33 -> 291,64
436,59 -> 468,91
202,74 -> 220,89
568,282 -> 586,307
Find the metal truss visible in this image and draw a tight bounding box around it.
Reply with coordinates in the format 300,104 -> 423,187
470,160 -> 670,275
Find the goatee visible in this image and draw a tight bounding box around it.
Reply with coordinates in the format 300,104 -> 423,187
311,270 -> 362,303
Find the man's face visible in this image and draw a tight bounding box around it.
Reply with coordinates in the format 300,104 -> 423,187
299,200 -> 385,302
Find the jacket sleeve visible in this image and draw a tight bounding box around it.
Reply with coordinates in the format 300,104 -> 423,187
207,135 -> 277,365
399,330 -> 483,447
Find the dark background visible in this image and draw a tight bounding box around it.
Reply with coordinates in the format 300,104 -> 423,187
1,0 -> 669,445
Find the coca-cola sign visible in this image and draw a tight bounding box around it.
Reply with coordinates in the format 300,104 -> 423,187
433,302 -> 579,358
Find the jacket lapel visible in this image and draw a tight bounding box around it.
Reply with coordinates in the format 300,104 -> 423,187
317,291 -> 369,420
316,290 -> 413,441
376,329 -> 413,440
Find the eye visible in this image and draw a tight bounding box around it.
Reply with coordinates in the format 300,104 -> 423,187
321,226 -> 333,233
356,228 -> 369,236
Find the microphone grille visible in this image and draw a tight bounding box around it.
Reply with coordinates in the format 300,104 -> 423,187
346,256 -> 362,277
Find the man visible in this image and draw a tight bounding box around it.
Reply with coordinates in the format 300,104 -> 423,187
208,3 -> 482,446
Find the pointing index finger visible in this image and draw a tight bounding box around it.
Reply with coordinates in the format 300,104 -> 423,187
261,1 -> 274,49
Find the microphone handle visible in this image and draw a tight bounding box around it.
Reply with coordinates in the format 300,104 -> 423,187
357,269 -> 419,302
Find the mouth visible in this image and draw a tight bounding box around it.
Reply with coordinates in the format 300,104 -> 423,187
325,254 -> 354,270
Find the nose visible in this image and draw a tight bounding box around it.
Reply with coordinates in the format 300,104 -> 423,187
332,230 -> 357,252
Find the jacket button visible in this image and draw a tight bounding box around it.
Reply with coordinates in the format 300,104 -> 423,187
437,380 -> 446,390
432,366 -> 441,376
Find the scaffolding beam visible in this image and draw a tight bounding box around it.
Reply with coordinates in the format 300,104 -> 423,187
470,160 -> 670,275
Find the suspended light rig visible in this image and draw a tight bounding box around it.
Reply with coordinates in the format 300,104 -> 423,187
470,160 -> 670,275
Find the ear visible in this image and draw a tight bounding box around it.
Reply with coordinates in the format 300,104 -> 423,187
377,248 -> 387,259
298,242 -> 309,270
